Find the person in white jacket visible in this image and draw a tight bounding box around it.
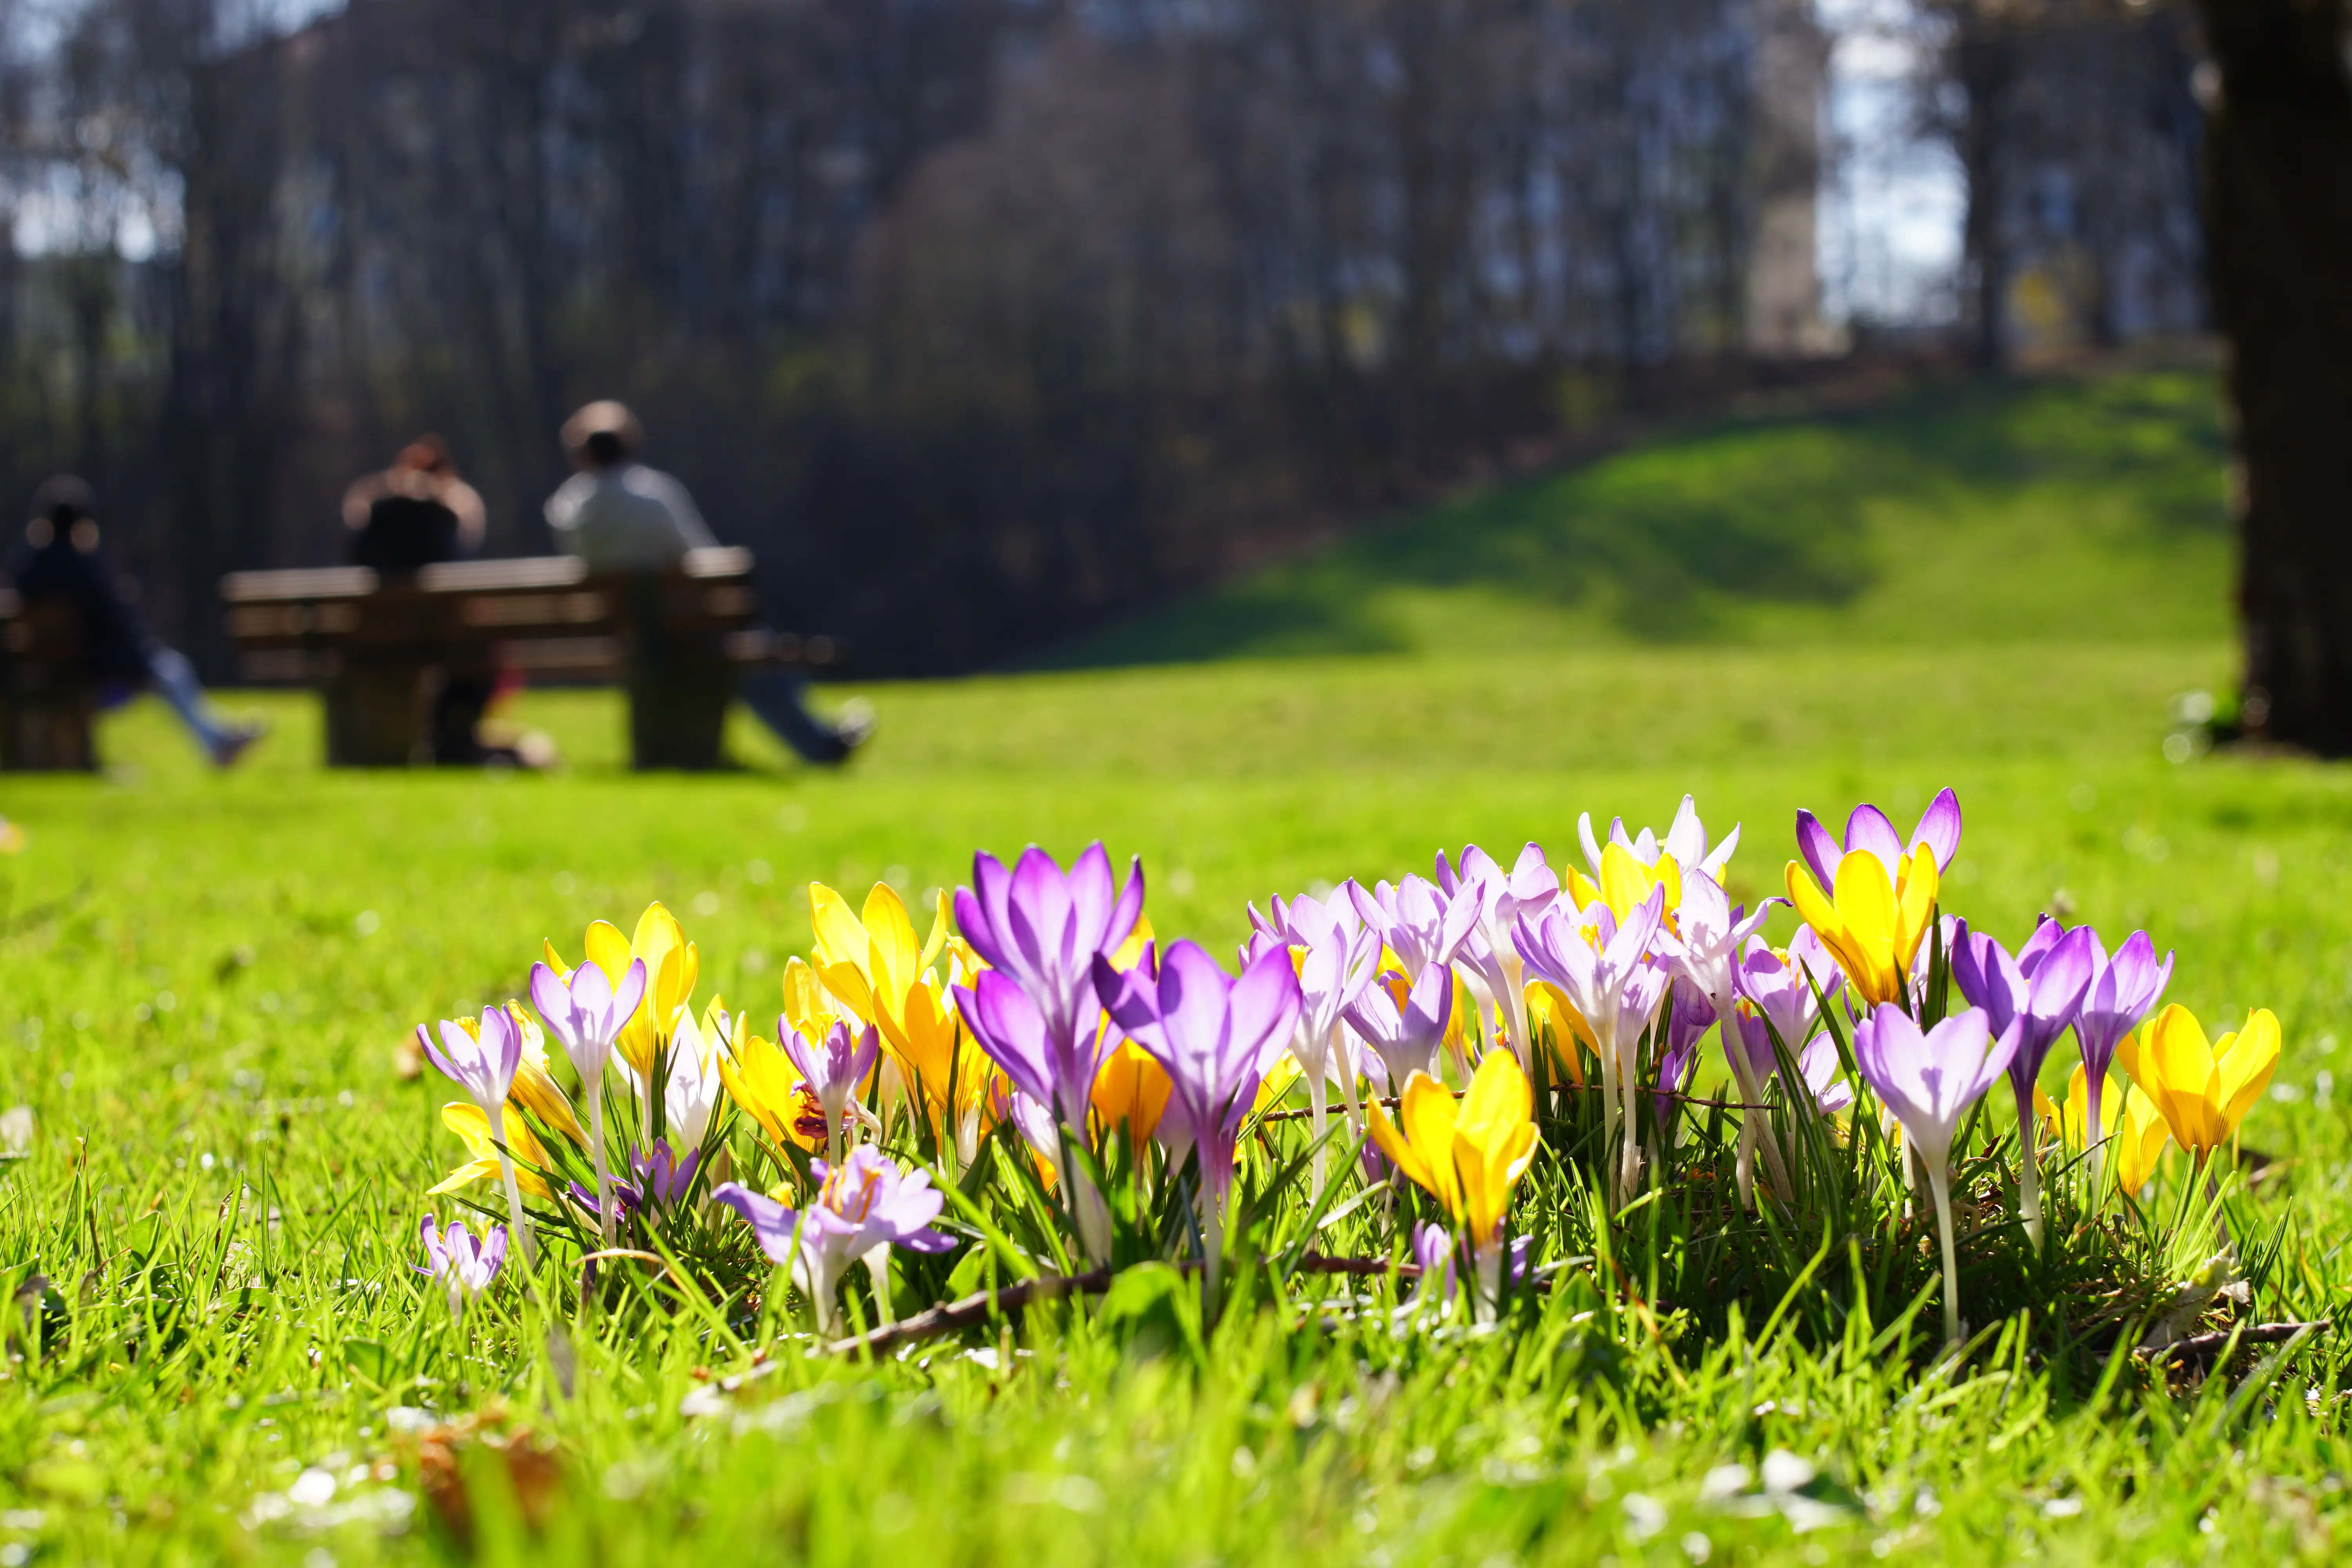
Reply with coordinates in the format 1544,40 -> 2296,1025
544,401 -> 870,764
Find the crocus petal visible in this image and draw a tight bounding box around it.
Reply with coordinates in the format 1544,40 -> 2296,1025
1909,787 -> 1962,869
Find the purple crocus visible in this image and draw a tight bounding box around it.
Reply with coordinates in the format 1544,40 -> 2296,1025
1794,1038 -> 1854,1115
530,957 -> 646,1241
1729,933 -> 1850,1118
1951,917 -> 2096,1242
567,1138 -> 702,1219
1795,788 -> 1962,892
1409,1220 -> 1456,1316
1652,977 -> 1714,1145
782,1017 -> 880,1165
951,843 -> 1143,1133
711,1149 -> 956,1332
1671,869 -> 1784,1205
1250,891 -> 1382,1199
1342,963 -> 1455,1090
1851,1004 -> 2021,1345
1435,842 -> 1561,1069
1094,940 -> 1302,1286
418,1006 -> 535,1261
418,1213 -> 507,1314
1347,875 -> 1451,981
1514,887 -> 1673,1201
2073,929 -> 2175,1149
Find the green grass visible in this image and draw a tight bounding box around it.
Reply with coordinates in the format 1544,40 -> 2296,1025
10,366 -> 2352,1566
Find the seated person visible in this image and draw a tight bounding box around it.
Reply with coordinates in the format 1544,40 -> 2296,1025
4,476 -> 263,767
544,401 -> 870,765
342,437 -> 502,764
340,436 -> 486,573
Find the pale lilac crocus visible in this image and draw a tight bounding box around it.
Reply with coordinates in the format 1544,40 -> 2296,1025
1514,886 -> 1673,1202
1095,940 -> 1302,1302
1436,842 -> 1560,1071
1851,1004 -> 2022,1346
711,1149 -> 956,1332
1794,1038 -> 1854,1115
1730,933 -> 1850,1119
1342,962 -> 1455,1091
617,1004 -> 723,1150
1671,868 -> 1784,1205
1347,874 -> 1452,982
1794,787 -> 1963,892
782,1018 -> 880,1166
1251,891 -> 1383,1196
1577,794 -> 1741,881
418,1213 -> 507,1315
530,956 -> 647,1242
953,843 -> 1143,1136
419,1006 -> 535,1263
2072,928 -> 2174,1153
1951,918 -> 2095,1243
1651,977 -> 1713,1150
1409,1220 -> 1456,1318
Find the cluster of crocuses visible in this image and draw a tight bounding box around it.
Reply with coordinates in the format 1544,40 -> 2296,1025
409,790 -> 2281,1347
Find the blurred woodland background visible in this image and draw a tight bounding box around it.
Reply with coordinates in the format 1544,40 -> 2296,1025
0,0 -> 2226,675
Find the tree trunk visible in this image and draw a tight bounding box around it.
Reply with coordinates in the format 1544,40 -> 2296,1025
2197,0 -> 2352,752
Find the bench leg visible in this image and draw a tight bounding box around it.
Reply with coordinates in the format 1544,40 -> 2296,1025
0,695 -> 97,771
628,674 -> 731,770
324,667 -> 432,767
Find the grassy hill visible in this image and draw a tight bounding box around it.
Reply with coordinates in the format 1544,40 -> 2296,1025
1046,368 -> 2231,665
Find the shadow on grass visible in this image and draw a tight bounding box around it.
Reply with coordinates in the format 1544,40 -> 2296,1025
1033,369 -> 2227,668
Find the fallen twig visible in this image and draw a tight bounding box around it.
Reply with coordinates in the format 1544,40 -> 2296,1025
2142,1318 -> 2331,1368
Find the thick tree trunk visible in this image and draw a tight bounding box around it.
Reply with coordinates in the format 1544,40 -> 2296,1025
2197,0 -> 2352,751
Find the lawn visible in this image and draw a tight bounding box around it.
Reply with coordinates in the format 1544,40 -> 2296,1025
6,365 -> 2352,1566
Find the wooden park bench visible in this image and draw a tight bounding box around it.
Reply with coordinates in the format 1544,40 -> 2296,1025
220,548 -> 842,769
0,589 -> 100,770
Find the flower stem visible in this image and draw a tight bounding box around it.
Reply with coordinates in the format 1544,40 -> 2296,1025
1927,1161 -> 1961,1348
1598,1040 -> 1622,1208
493,1145 -> 536,1267
584,1077 -> 613,1247
1306,1069 -> 1328,1205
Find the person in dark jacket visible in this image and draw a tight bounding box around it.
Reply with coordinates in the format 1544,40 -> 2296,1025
2,475 -> 263,766
340,436 -> 486,573
341,437 -> 505,763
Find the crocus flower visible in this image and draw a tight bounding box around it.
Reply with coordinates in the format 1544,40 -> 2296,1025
1728,931 -> 1841,1081
718,1015 -> 830,1153
809,882 -> 971,1134
418,1214 -> 506,1314
428,1102 -> 555,1200
1671,869 -> 1782,1204
1851,1004 -> 2021,1345
1409,1220 -> 1456,1317
782,1018 -> 880,1165
530,956 -> 648,1241
1951,919 -> 2095,1241
1786,847 -> 1940,1009
1514,887 -> 1671,1201
952,843 -> 1143,1133
1256,891 -> 1383,1197
1794,788 -> 1962,893
2037,1064 -> 2171,1198
1367,1051 -> 1539,1318
713,1150 -> 957,1332
2072,929 -> 2175,1152
1651,976 -> 1713,1148
617,1001 -> 723,1149
1577,795 -> 1740,883
1094,939 -> 1302,1299
1793,1038 -> 1854,1116
2125,1004 -> 2279,1161
1347,875 -> 1452,981
419,1006 -> 534,1261
1435,843 -> 1559,1067
555,904 -> 699,1102
1342,963 -> 1455,1090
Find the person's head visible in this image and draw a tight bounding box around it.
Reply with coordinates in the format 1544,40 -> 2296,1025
394,435 -> 454,477
561,401 -> 642,472
25,474 -> 97,551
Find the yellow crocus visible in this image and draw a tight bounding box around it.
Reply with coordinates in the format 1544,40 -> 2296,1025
1785,846 -> 1939,1008
1092,1041 -> 1172,1143
1524,980 -> 1590,1085
1566,843 -> 1683,928
2130,1003 -> 2279,1160
2036,1063 -> 2172,1195
1367,1051 -> 1540,1249
430,1102 -> 555,1199
502,1003 -> 586,1148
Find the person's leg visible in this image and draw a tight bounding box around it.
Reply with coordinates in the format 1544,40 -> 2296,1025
145,646 -> 262,764
738,668 -> 855,764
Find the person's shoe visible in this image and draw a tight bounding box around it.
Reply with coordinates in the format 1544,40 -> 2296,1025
209,720 -> 268,769
835,699 -> 877,754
